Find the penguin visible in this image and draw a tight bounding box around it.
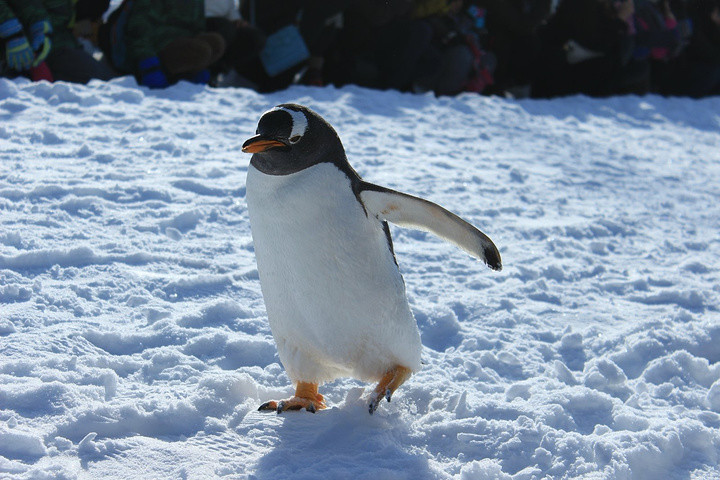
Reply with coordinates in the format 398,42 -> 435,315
243,104 -> 501,414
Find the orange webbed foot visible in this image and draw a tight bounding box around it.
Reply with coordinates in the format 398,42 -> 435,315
369,365 -> 412,415
258,382 -> 326,414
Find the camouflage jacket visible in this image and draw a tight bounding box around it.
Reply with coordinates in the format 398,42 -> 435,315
0,0 -> 48,35
125,0 -> 205,65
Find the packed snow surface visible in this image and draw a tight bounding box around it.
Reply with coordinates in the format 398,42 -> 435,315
1,77 -> 719,479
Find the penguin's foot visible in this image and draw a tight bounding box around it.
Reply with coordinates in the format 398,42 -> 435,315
369,365 -> 412,415
258,382 -> 326,414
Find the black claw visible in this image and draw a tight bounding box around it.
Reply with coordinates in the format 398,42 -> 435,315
258,402 -> 275,412
307,403 -> 316,413
276,401 -> 286,414
385,388 -> 392,403
369,396 -> 379,415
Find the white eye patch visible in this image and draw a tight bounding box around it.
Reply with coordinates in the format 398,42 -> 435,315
273,106 -> 307,140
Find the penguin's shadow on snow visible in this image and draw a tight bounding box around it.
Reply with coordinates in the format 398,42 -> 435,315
253,395 -> 434,479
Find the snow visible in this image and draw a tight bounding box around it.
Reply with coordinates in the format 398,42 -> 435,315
1,75 -> 719,479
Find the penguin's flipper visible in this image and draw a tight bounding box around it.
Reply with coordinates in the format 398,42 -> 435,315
359,184 -> 502,271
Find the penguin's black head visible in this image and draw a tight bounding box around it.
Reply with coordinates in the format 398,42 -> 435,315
242,104 -> 349,176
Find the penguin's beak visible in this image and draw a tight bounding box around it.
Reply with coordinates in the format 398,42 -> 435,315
242,135 -> 287,153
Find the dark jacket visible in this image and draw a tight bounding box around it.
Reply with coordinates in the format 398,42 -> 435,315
0,0 -> 47,33
685,0 -> 720,63
39,0 -> 81,50
125,0 -> 205,65
540,0 -> 634,62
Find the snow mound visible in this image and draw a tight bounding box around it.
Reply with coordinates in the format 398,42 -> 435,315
1,77 -> 719,479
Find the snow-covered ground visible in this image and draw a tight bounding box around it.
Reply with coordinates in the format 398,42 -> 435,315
1,77 -> 719,480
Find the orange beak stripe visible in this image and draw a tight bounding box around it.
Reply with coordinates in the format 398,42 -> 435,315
242,139 -> 286,153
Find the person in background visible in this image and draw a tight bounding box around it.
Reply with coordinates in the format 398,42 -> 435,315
329,0 -> 439,92
625,0 -> 684,94
412,0 -> 496,96
236,0 -> 305,91
0,0 -> 53,81
37,0 -> 116,83
72,0 -> 110,48
112,0 -> 225,88
678,0 -> 720,96
205,0 -> 266,88
295,1 -> 354,86
238,1 -> 351,91
531,0 -> 637,97
479,0 -> 552,97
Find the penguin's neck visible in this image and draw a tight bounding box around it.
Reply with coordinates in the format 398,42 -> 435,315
247,162 -> 359,221
250,148 -> 360,182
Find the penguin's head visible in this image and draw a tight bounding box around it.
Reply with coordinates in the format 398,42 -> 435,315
242,104 -> 347,175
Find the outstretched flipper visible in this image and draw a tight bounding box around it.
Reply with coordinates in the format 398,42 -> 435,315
359,183 -> 502,271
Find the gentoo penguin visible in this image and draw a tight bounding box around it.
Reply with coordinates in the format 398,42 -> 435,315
243,104 -> 501,414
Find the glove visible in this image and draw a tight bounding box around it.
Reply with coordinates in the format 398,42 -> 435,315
29,20 -> 52,66
6,36 -> 34,71
138,56 -> 169,88
1,18 -> 34,71
0,17 -> 21,37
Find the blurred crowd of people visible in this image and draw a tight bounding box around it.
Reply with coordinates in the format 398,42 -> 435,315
1,0 -> 719,98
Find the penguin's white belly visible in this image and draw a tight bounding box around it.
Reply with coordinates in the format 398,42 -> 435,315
246,163 -> 422,384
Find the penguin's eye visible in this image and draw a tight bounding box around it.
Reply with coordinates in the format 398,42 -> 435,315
289,135 -> 302,144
